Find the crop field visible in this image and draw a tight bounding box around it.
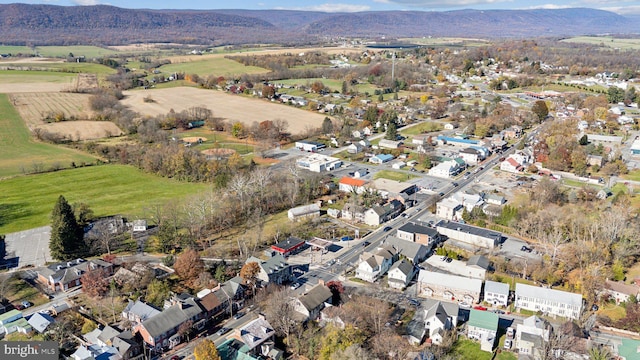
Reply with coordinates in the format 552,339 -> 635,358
158,57 -> 269,77
0,164 -> 209,234
0,62 -> 116,75
0,70 -> 77,93
561,36 -> 640,50
0,94 -> 96,178
121,87 -> 329,135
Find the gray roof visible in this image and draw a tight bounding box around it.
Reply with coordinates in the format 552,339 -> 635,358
423,299 -> 459,320
247,254 -> 289,275
272,237 -> 306,252
406,319 -> 426,341
289,204 -> 320,217
112,331 -> 137,356
425,301 -> 454,326
521,332 -> 543,347
123,300 -> 161,322
389,259 -> 415,277
140,298 -> 203,338
27,312 -> 54,333
384,236 -> 428,263
298,284 -> 332,311
467,255 -> 490,269
398,222 -> 439,238
418,270 -> 482,293
437,221 -> 502,242
484,280 -> 509,296
238,317 -> 274,351
97,325 -> 121,344
39,258 -> 111,285
515,283 -> 583,309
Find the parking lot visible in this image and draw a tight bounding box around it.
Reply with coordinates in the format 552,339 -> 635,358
4,226 -> 52,269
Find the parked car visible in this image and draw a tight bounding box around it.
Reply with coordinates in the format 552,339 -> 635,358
290,282 -> 301,290
521,245 -> 533,252
233,312 -> 244,320
21,301 -> 31,309
408,299 -> 421,307
473,306 -> 487,311
216,327 -> 231,336
438,192 -> 445,197
504,339 -> 512,350
506,327 -> 515,339
383,226 -> 392,232
459,302 -> 471,309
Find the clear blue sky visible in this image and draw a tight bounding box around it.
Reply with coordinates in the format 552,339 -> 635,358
4,0 -> 640,15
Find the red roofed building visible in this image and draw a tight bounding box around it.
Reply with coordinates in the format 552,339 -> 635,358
271,237 -> 306,256
338,177 -> 367,194
500,157 -> 524,173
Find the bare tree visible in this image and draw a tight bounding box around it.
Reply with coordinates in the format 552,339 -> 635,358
263,287 -> 298,341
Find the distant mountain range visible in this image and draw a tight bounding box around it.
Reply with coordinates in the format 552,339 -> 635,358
1,4 -> 639,46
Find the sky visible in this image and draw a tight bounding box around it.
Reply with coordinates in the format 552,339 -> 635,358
4,0 -> 640,15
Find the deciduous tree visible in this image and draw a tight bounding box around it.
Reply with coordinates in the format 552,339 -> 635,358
174,248 -> 205,290
193,338 -> 221,360
81,268 -> 109,298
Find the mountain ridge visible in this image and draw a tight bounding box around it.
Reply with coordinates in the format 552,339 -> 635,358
0,4 -> 638,45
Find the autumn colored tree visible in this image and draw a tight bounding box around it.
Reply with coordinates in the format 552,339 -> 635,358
145,279 -> 170,308
174,248 -> 206,290
240,262 -> 260,294
326,280 -> 344,305
194,338 -> 221,360
81,268 -> 109,298
531,100 -> 549,122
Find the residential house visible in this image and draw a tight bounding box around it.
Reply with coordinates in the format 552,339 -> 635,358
444,123 -> 458,130
484,280 -> 510,307
0,310 -> 31,335
451,192 -> 485,212
122,300 -> 162,325
296,154 -> 342,172
417,270 -> 483,304
515,316 -> 551,359
428,159 -> 465,178
134,296 -> 205,350
364,199 -> 404,226
352,130 -> 362,139
384,236 -> 429,264
485,194 -> 506,205
292,282 -> 333,321
347,143 -> 364,154
355,245 -> 397,282
500,157 -> 524,173
392,161 -> 406,170
586,155 -> 604,167
396,222 -> 441,247
422,300 -> 459,345
368,178 -> 417,200
387,259 -> 417,289
246,254 -> 293,285
515,283 -> 583,319
38,258 -> 113,292
219,316 -> 282,360
352,168 -> 369,178
287,204 -> 320,221
112,331 -> 144,360
467,310 -> 499,352
436,198 -> 464,220
370,154 -> 394,164
603,280 -> 640,305
503,125 -> 523,139
436,221 -> 502,249
338,177 -> 367,194
341,203 -> 365,223
319,306 -> 346,329
27,312 -> 55,333
412,135 -> 430,146
197,290 -> 225,319
459,148 -> 481,165
596,188 -> 613,200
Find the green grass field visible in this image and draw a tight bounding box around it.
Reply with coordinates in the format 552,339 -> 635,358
159,57 -> 269,77
0,164 -> 209,234
400,121 -> 443,136
0,45 -> 119,58
0,93 -> 96,178
0,62 -> 116,75
373,170 -> 417,182
560,36 -> 640,50
0,69 -> 77,83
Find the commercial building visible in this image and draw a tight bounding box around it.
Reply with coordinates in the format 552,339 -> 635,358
296,154 -> 342,172
417,270 -> 483,304
436,221 -> 502,249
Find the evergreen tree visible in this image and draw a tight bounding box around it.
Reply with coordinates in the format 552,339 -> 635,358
50,195 -> 83,261
385,121 -> 397,140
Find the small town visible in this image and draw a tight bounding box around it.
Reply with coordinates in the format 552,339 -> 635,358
1,2 -> 640,360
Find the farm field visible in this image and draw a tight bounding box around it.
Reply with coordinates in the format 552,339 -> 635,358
121,87 -> 329,135
561,36 -> 640,50
0,164 -> 209,234
0,93 -> 96,178
0,70 -> 77,93
0,45 -> 119,58
0,62 -> 116,75
158,57 -> 268,77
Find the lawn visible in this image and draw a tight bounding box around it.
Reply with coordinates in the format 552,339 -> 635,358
598,303 -> 626,322
400,121 -> 443,136
0,164 -> 208,234
451,339 -> 493,360
0,93 -> 96,178
373,170 -> 418,182
5,276 -> 49,307
277,78 -> 345,92
622,170 -> 640,182
159,57 -> 269,77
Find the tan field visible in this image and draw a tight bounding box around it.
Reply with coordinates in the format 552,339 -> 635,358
0,83 -> 70,93
9,92 -> 122,140
122,87 -> 329,135
166,46 -> 362,63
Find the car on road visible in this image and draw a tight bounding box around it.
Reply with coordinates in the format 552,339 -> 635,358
452,182 -> 459,187
362,241 -> 370,247
383,226 -> 392,232
216,327 -> 231,336
438,192 -> 445,197
473,305 -> 487,311
233,312 -> 244,320
446,257 -> 452,263
493,309 -> 505,315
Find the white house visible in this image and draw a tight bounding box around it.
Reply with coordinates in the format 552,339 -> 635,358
338,177 -> 367,194
603,280 -> 640,305
391,161 -> 406,170
515,316 -> 551,359
292,283 -> 333,321
428,159 -> 465,178
484,280 -> 510,307
355,246 -> 397,282
387,259 -> 416,289
423,300 -> 459,345
459,148 -> 481,165
436,198 -> 464,220
467,310 -> 499,352
378,139 -> 402,149
347,143 -> 364,154
500,157 -> 524,173
515,283 -> 583,319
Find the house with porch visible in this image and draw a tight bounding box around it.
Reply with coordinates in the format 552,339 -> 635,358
387,259 -> 416,289
355,245 -> 397,282
484,280 -> 510,307
467,309 -> 499,352
364,199 -> 404,226
292,283 -> 333,321
515,316 -> 551,359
